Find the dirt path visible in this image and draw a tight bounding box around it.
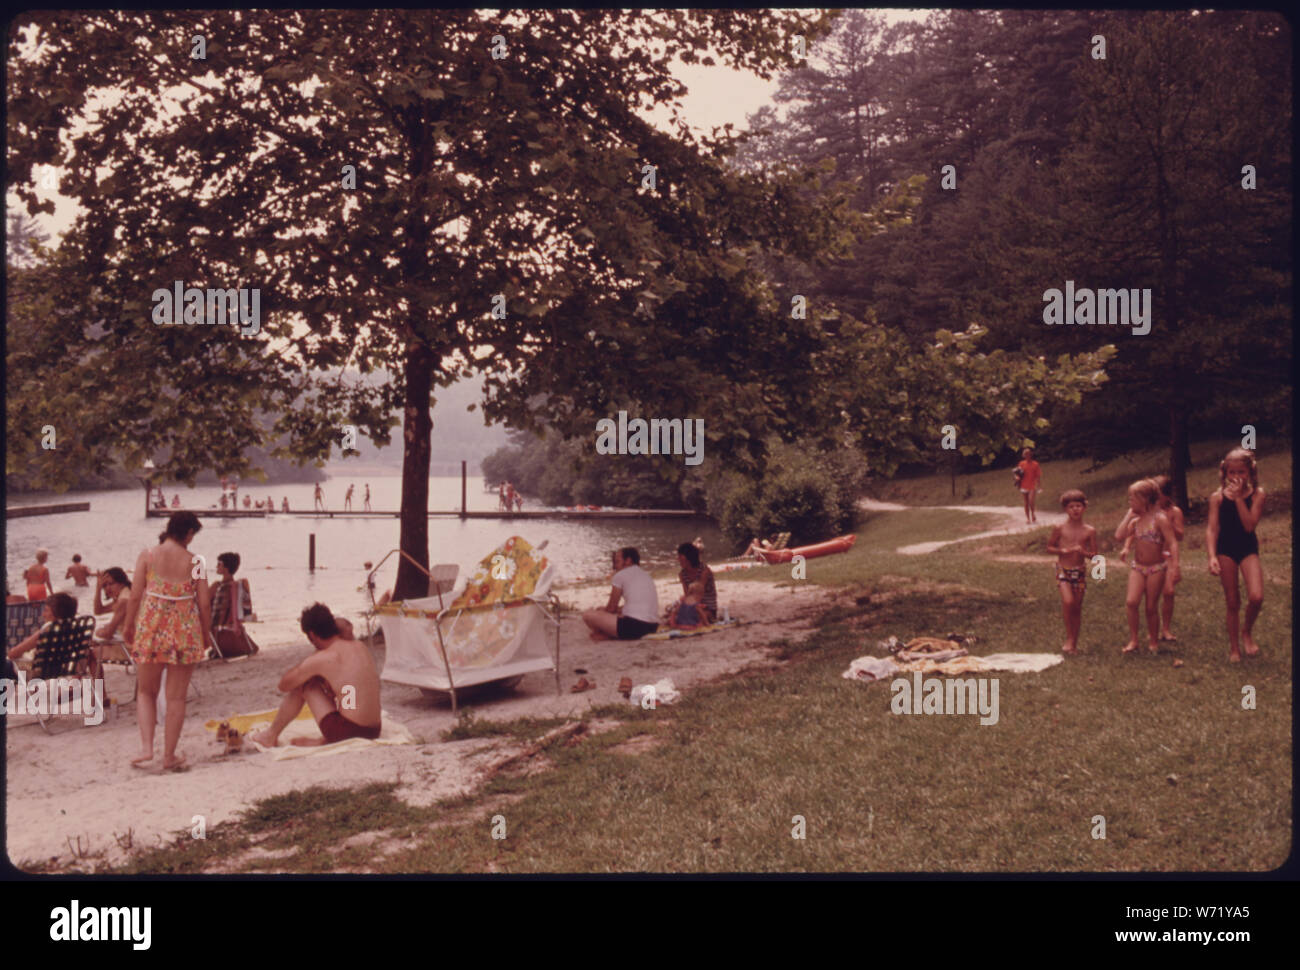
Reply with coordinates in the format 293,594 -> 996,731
858,497 -> 1060,555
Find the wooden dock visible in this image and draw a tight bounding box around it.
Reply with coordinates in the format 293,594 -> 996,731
149,507 -> 700,520
7,502 -> 91,519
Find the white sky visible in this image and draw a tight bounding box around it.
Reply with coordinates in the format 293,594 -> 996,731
9,9 -> 927,245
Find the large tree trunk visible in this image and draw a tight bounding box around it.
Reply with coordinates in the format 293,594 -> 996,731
395,338 -> 434,600
395,103 -> 435,602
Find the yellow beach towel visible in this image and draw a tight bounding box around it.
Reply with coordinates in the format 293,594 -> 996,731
204,707 -> 415,761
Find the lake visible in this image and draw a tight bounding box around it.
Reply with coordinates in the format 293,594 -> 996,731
5,473 -> 724,651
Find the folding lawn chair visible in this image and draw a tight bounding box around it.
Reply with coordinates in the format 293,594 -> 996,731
24,615 -> 95,734
6,601 -> 46,653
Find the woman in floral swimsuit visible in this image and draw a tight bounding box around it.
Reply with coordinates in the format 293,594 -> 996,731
122,511 -> 213,771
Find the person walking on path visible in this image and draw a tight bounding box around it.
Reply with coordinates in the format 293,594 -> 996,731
363,483 -> 372,511
314,483 -> 326,512
1014,448 -> 1043,523
121,511 -> 213,772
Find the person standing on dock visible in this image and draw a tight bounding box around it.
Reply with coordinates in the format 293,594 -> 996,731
220,493 -> 228,511
314,483 -> 326,512
514,490 -> 523,512
498,482 -> 509,511
171,494 -> 181,508
344,484 -> 354,511
363,483 -> 371,512
282,496 -> 290,512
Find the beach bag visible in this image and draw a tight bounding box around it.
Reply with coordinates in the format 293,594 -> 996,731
214,626 -> 258,658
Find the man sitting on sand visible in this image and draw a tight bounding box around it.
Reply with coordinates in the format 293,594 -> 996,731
250,605 -> 382,747
582,547 -> 659,641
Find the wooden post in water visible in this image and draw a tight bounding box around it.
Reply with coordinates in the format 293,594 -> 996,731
309,533 -> 316,572
461,461 -> 467,519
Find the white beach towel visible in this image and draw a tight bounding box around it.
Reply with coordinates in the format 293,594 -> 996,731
842,656 -> 902,682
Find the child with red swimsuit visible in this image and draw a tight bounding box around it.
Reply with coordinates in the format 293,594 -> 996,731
1015,448 -> 1042,523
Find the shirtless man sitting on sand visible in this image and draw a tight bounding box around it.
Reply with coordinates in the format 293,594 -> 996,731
250,604 -> 382,747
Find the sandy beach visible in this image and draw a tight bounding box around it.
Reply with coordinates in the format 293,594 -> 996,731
5,574 -> 831,871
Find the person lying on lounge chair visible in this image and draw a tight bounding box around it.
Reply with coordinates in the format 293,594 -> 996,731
250,604 -> 381,747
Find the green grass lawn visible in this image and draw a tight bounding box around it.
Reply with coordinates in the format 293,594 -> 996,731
101,444 -> 1292,874
874,437 -> 1292,516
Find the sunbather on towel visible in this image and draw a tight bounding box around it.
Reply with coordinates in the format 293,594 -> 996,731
250,605 -> 382,747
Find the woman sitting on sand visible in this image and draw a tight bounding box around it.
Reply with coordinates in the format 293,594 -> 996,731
667,579 -> 712,630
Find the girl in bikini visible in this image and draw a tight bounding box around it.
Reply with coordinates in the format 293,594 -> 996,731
1206,448 -> 1265,663
1115,479 -> 1179,655
1150,475 -> 1185,643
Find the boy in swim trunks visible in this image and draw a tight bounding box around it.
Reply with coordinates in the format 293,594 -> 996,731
250,605 -> 382,746
1045,489 -> 1097,655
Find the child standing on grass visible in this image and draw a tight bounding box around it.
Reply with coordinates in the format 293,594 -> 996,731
1150,475 -> 1185,643
1115,479 -> 1179,655
1015,448 -> 1042,523
1206,448 -> 1265,663
1045,489 -> 1097,655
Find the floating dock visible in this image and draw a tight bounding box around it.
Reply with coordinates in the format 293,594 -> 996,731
7,502 -> 91,519
148,507 -> 700,520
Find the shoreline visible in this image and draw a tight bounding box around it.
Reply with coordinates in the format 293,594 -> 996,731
5,575 -> 830,872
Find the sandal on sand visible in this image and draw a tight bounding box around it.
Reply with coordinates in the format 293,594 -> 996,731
1121,644 -> 1140,655
162,755 -> 188,772
130,756 -> 153,769
570,677 -> 596,693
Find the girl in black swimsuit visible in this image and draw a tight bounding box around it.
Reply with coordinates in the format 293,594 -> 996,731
1206,448 -> 1266,662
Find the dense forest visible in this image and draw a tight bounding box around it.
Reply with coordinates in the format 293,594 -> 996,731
484,9 -> 1291,545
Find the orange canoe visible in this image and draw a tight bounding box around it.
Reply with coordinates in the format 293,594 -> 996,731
757,534 -> 857,564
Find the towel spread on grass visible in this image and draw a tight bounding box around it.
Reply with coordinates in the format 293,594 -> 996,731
643,618 -> 753,640
843,652 -> 1063,682
204,707 -> 415,760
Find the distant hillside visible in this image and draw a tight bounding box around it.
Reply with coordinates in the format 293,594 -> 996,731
341,374 -> 511,470
5,375 -> 509,493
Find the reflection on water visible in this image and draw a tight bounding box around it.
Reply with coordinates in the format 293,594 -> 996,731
5,475 -> 724,651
